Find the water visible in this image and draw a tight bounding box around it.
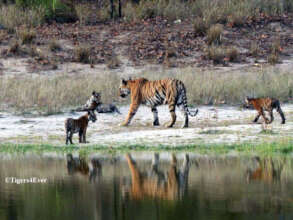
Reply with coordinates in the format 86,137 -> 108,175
0,152 -> 293,220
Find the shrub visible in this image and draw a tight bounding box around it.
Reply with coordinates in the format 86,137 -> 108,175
48,40 -> 61,52
17,29 -> 36,44
75,3 -> 92,25
267,53 -> 279,65
74,45 -> 91,64
193,17 -> 209,36
106,55 -> 121,69
250,42 -> 260,57
205,45 -> 226,64
206,24 -> 223,45
8,41 -> 21,54
226,47 -> 239,62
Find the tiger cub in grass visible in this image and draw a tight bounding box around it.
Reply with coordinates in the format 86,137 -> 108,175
65,111 -> 97,145
245,97 -> 285,124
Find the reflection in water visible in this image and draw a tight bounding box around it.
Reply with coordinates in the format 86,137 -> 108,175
1,153 -> 293,220
66,154 -> 102,182
246,156 -> 284,183
124,153 -> 189,201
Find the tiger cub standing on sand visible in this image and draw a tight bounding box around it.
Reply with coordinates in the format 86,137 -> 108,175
245,97 -> 286,124
65,111 -> 97,145
118,78 -> 198,128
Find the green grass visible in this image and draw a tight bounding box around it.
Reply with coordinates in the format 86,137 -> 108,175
0,139 -> 292,156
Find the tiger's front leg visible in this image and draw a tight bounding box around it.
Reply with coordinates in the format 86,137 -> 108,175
253,113 -> 261,123
121,103 -> 140,126
78,130 -> 83,143
82,128 -> 87,143
151,107 -> 160,126
260,108 -> 270,124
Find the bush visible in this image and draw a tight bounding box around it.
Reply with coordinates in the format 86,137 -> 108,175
17,29 -> 36,44
48,40 -> 61,52
206,24 -> 223,45
74,3 -> 92,25
250,42 -> 260,57
193,17 -> 209,36
74,45 -> 91,64
106,55 -> 121,69
205,45 -> 226,64
267,53 -> 280,65
226,47 -> 239,62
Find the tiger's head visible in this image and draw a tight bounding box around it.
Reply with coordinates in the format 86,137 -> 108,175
119,78 -> 131,98
90,91 -> 102,105
244,96 -> 253,108
88,110 -> 97,122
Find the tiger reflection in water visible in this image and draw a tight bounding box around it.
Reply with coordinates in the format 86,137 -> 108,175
123,153 -> 190,201
246,156 -> 284,184
66,154 -> 102,182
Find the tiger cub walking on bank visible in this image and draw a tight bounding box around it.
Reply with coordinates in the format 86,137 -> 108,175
119,77 -> 198,128
65,111 -> 97,145
245,97 -> 286,124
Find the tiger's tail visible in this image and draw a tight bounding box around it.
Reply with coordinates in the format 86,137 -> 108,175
179,81 -> 199,117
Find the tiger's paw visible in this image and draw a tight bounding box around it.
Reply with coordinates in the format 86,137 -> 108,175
119,122 -> 129,127
153,120 -> 160,126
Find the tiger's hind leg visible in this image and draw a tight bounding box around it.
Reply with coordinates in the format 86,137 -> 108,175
269,109 -> 274,124
79,130 -> 83,143
69,132 -> 73,144
178,104 -> 188,128
166,104 -> 176,128
151,107 -> 160,126
277,106 -> 286,124
65,131 -> 69,145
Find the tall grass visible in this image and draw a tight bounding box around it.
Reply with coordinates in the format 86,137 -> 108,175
0,5 -> 45,31
0,74 -> 120,114
124,0 -> 293,22
0,67 -> 292,114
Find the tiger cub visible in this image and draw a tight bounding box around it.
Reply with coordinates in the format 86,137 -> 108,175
65,111 -> 97,145
77,91 -> 121,114
245,97 -> 285,124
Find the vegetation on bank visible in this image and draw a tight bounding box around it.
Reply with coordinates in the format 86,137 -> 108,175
1,0 -> 293,31
0,66 -> 292,114
0,139 -> 293,155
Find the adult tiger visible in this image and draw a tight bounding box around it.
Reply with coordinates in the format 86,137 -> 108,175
119,78 -> 198,128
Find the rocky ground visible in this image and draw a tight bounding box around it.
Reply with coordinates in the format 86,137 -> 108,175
1,15 -> 293,76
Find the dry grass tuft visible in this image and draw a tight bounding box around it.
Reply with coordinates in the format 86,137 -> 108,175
17,29 -> 36,45
206,24 -> 223,45
250,42 -> 260,57
193,17 -> 209,36
48,40 -> 62,52
74,45 -> 91,64
75,3 -> 92,25
267,53 -> 280,65
226,47 -> 240,62
106,55 -> 121,69
205,45 -> 226,64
